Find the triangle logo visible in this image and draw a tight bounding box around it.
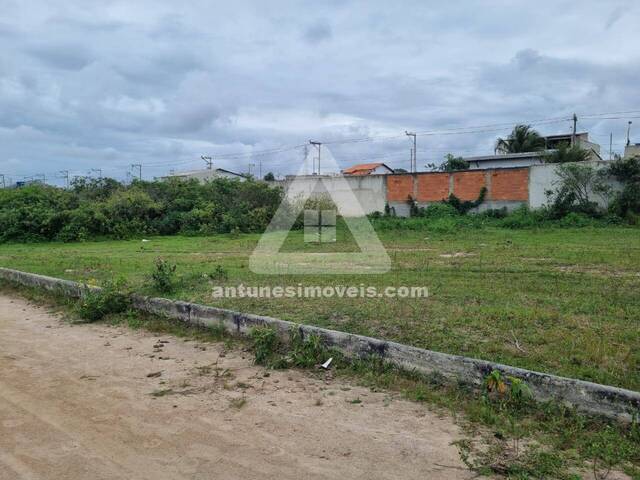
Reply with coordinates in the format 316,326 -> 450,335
250,151 -> 391,275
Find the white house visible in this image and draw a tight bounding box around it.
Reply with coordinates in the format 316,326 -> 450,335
464,132 -> 602,170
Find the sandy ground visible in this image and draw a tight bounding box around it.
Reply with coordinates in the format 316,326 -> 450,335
0,293 -> 474,480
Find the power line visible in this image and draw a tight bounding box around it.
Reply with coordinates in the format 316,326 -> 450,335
3,108 -> 639,181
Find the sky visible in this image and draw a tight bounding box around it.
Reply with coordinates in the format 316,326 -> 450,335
1,0 -> 639,185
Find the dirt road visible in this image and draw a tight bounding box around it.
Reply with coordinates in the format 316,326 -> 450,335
0,293 -> 473,480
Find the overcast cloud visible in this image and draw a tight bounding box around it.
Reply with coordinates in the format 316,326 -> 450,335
1,0 -> 639,184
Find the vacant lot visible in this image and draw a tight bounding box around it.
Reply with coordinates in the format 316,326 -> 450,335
1,225 -> 639,390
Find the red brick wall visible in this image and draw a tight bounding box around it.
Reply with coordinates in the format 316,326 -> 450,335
386,175 -> 414,202
489,169 -> 529,201
416,173 -> 450,201
386,169 -> 530,204
451,171 -> 486,201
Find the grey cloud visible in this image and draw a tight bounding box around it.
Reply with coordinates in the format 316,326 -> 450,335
302,21 -> 332,44
27,43 -> 92,70
604,5 -> 625,30
0,1 -> 639,182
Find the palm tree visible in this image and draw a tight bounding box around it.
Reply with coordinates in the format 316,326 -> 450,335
543,143 -> 591,163
495,124 -> 546,154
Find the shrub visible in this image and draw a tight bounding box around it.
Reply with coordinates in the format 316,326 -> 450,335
76,281 -> 130,322
288,330 -> 327,368
558,212 -> 594,228
420,202 -> 460,218
497,206 -> 547,229
206,265 -> 228,281
250,326 -> 281,366
0,177 -> 285,244
150,258 -> 177,293
546,163 -> 609,218
606,156 -> 640,218
250,326 -> 332,369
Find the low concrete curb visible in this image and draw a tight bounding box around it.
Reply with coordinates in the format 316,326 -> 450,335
1,267 -> 638,422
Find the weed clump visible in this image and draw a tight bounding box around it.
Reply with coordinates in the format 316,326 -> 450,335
150,257 -> 177,293
76,280 -> 130,322
250,326 -> 337,369
206,264 -> 228,281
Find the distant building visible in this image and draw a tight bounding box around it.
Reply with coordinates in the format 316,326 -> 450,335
161,168 -> 246,182
624,143 -> 640,158
464,132 -> 602,170
464,152 -> 548,170
342,163 -> 395,175
543,132 -> 600,155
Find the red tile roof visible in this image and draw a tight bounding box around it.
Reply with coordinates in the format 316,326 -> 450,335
342,162 -> 391,175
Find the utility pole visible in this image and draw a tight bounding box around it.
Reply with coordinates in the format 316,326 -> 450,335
258,158 -> 262,179
627,121 -> 633,147
131,164 -> 142,181
405,131 -> 417,172
89,168 -> 102,178
0,174 -> 5,188
201,155 -> 213,170
610,133 -> 613,160
571,113 -> 577,147
302,145 -> 309,175
309,141 -> 322,175
248,163 -> 255,177
59,170 -> 69,188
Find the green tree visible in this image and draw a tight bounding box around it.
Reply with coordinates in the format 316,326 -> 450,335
440,154 -> 470,172
495,124 -> 546,154
606,155 -> 640,219
263,172 -> 275,181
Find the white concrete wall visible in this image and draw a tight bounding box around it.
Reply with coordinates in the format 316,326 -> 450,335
624,144 -> 640,158
284,175 -> 386,216
284,162 -> 622,217
529,161 -> 620,209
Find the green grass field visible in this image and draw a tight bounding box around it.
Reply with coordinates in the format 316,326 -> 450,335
1,224 -> 639,391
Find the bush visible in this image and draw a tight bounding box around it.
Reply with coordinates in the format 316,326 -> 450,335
558,212 -> 594,228
76,281 -> 130,322
545,163 -> 607,219
250,325 -> 334,370
206,265 -> 228,281
607,156 -> 640,218
150,258 -> 177,293
0,177 -> 285,244
497,206 -> 547,229
250,326 -> 282,366
420,202 -> 460,218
